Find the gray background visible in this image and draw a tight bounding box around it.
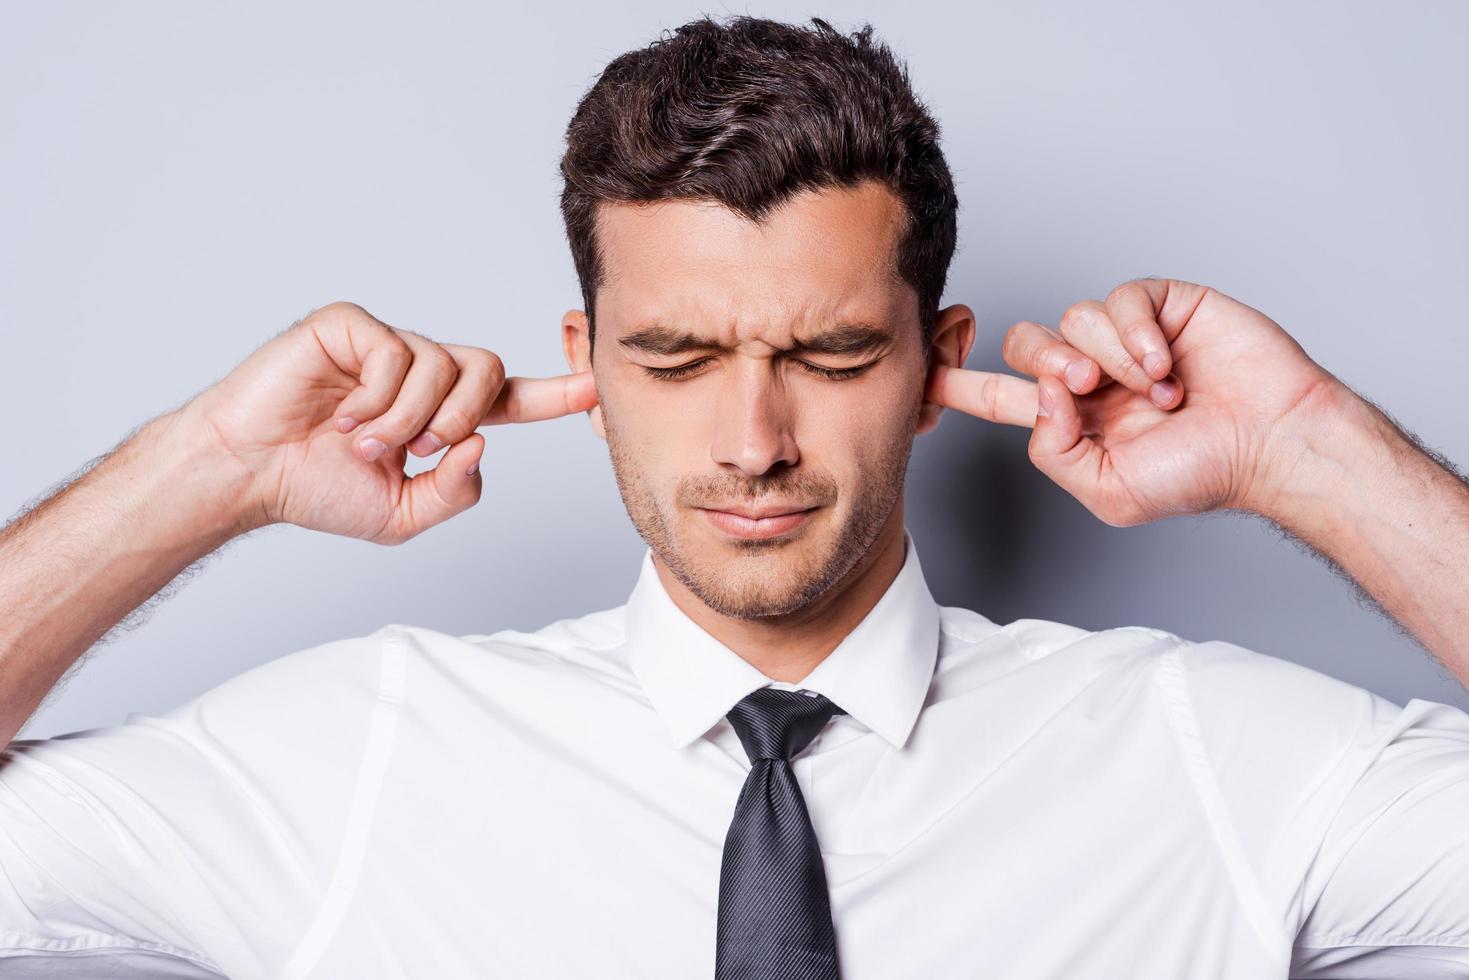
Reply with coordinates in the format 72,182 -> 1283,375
2,0 -> 1465,739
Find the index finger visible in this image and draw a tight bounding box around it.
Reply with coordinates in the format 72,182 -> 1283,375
480,369 -> 599,425
925,364 -> 1040,429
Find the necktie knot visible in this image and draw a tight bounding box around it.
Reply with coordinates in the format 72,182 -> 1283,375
726,687 -> 846,765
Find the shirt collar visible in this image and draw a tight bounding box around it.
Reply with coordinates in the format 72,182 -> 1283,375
624,526 -> 941,752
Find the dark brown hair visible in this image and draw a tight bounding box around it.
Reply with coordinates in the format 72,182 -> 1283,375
558,15 -> 958,364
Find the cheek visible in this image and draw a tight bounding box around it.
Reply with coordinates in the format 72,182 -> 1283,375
821,384 -> 920,473
802,375 -> 913,433
603,394 -> 687,467
795,415 -> 885,479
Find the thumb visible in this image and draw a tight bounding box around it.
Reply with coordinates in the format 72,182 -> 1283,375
1028,375 -> 1098,498
395,433 -> 486,538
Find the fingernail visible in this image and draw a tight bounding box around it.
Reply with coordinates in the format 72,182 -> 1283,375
410,431 -> 442,454
1149,379 -> 1177,406
1037,383 -> 1054,417
466,458 -> 481,476
360,436 -> 387,461
337,416 -> 358,434
1143,351 -> 1167,379
1064,359 -> 1090,392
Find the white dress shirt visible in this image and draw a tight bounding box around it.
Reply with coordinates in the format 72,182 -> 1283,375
3,526 -> 1469,979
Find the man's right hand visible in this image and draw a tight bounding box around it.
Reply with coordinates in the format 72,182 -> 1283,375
178,301 -> 599,544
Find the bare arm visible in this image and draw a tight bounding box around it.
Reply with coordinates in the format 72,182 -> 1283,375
0,302 -> 599,749
929,278 -> 1469,684
0,406 -> 260,745
1249,380 -> 1469,685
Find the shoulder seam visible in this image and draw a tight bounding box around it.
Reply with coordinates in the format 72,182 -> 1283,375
278,625 -> 408,978
1155,644 -> 1290,964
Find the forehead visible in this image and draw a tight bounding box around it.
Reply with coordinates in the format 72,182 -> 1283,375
593,180 -> 911,336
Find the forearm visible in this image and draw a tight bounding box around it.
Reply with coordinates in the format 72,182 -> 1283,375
0,407 -> 260,745
1250,380 -> 1469,683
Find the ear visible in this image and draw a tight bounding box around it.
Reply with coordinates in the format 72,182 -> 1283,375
917,303 -> 977,435
562,308 -> 606,441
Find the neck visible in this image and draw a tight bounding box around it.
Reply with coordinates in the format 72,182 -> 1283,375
654,505 -> 909,684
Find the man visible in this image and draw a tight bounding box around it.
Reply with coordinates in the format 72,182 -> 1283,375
1,13 -> 1466,979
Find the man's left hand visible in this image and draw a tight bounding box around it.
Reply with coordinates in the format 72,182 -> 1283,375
925,277 -> 1346,525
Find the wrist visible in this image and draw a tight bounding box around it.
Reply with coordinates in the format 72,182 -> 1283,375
143,405 -> 274,542
1238,376 -> 1405,536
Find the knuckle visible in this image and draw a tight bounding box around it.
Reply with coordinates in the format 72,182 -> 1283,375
365,400 -> 416,435
484,346 -> 508,382
324,299 -> 367,316
1105,281 -> 1141,306
1000,324 -> 1026,364
310,300 -> 371,329
314,300 -> 363,319
382,326 -> 414,351
378,416 -> 421,442
1059,303 -> 1093,332
474,347 -> 505,378
1109,349 -> 1146,386
1124,324 -> 1159,354
383,334 -> 414,364
980,374 -> 1002,420
425,348 -> 459,383
429,407 -> 477,440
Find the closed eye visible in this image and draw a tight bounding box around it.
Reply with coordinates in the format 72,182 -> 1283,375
641,358 -> 874,381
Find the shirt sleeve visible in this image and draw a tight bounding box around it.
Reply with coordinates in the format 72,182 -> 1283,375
1169,636 -> 1469,979
1289,695 -> 1469,978
0,625 -> 394,980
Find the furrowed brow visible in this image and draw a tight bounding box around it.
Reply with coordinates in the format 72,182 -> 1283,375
617,323 -> 893,358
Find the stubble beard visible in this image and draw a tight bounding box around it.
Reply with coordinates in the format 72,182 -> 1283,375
600,396 -> 920,623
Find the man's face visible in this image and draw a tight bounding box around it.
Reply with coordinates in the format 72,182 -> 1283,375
563,180 -> 946,621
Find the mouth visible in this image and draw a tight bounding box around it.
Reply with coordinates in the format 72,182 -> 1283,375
703,503 -> 817,520
698,505 -> 819,540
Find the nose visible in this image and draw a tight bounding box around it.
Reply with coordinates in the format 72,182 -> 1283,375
708,362 -> 800,477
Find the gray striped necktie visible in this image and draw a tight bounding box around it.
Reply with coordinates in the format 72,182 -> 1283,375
715,687 -> 846,980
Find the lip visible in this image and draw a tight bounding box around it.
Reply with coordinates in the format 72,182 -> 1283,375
699,506 -> 817,540
706,504 -> 816,520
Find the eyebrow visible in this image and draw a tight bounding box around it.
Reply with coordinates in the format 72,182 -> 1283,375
617,322 -> 894,358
